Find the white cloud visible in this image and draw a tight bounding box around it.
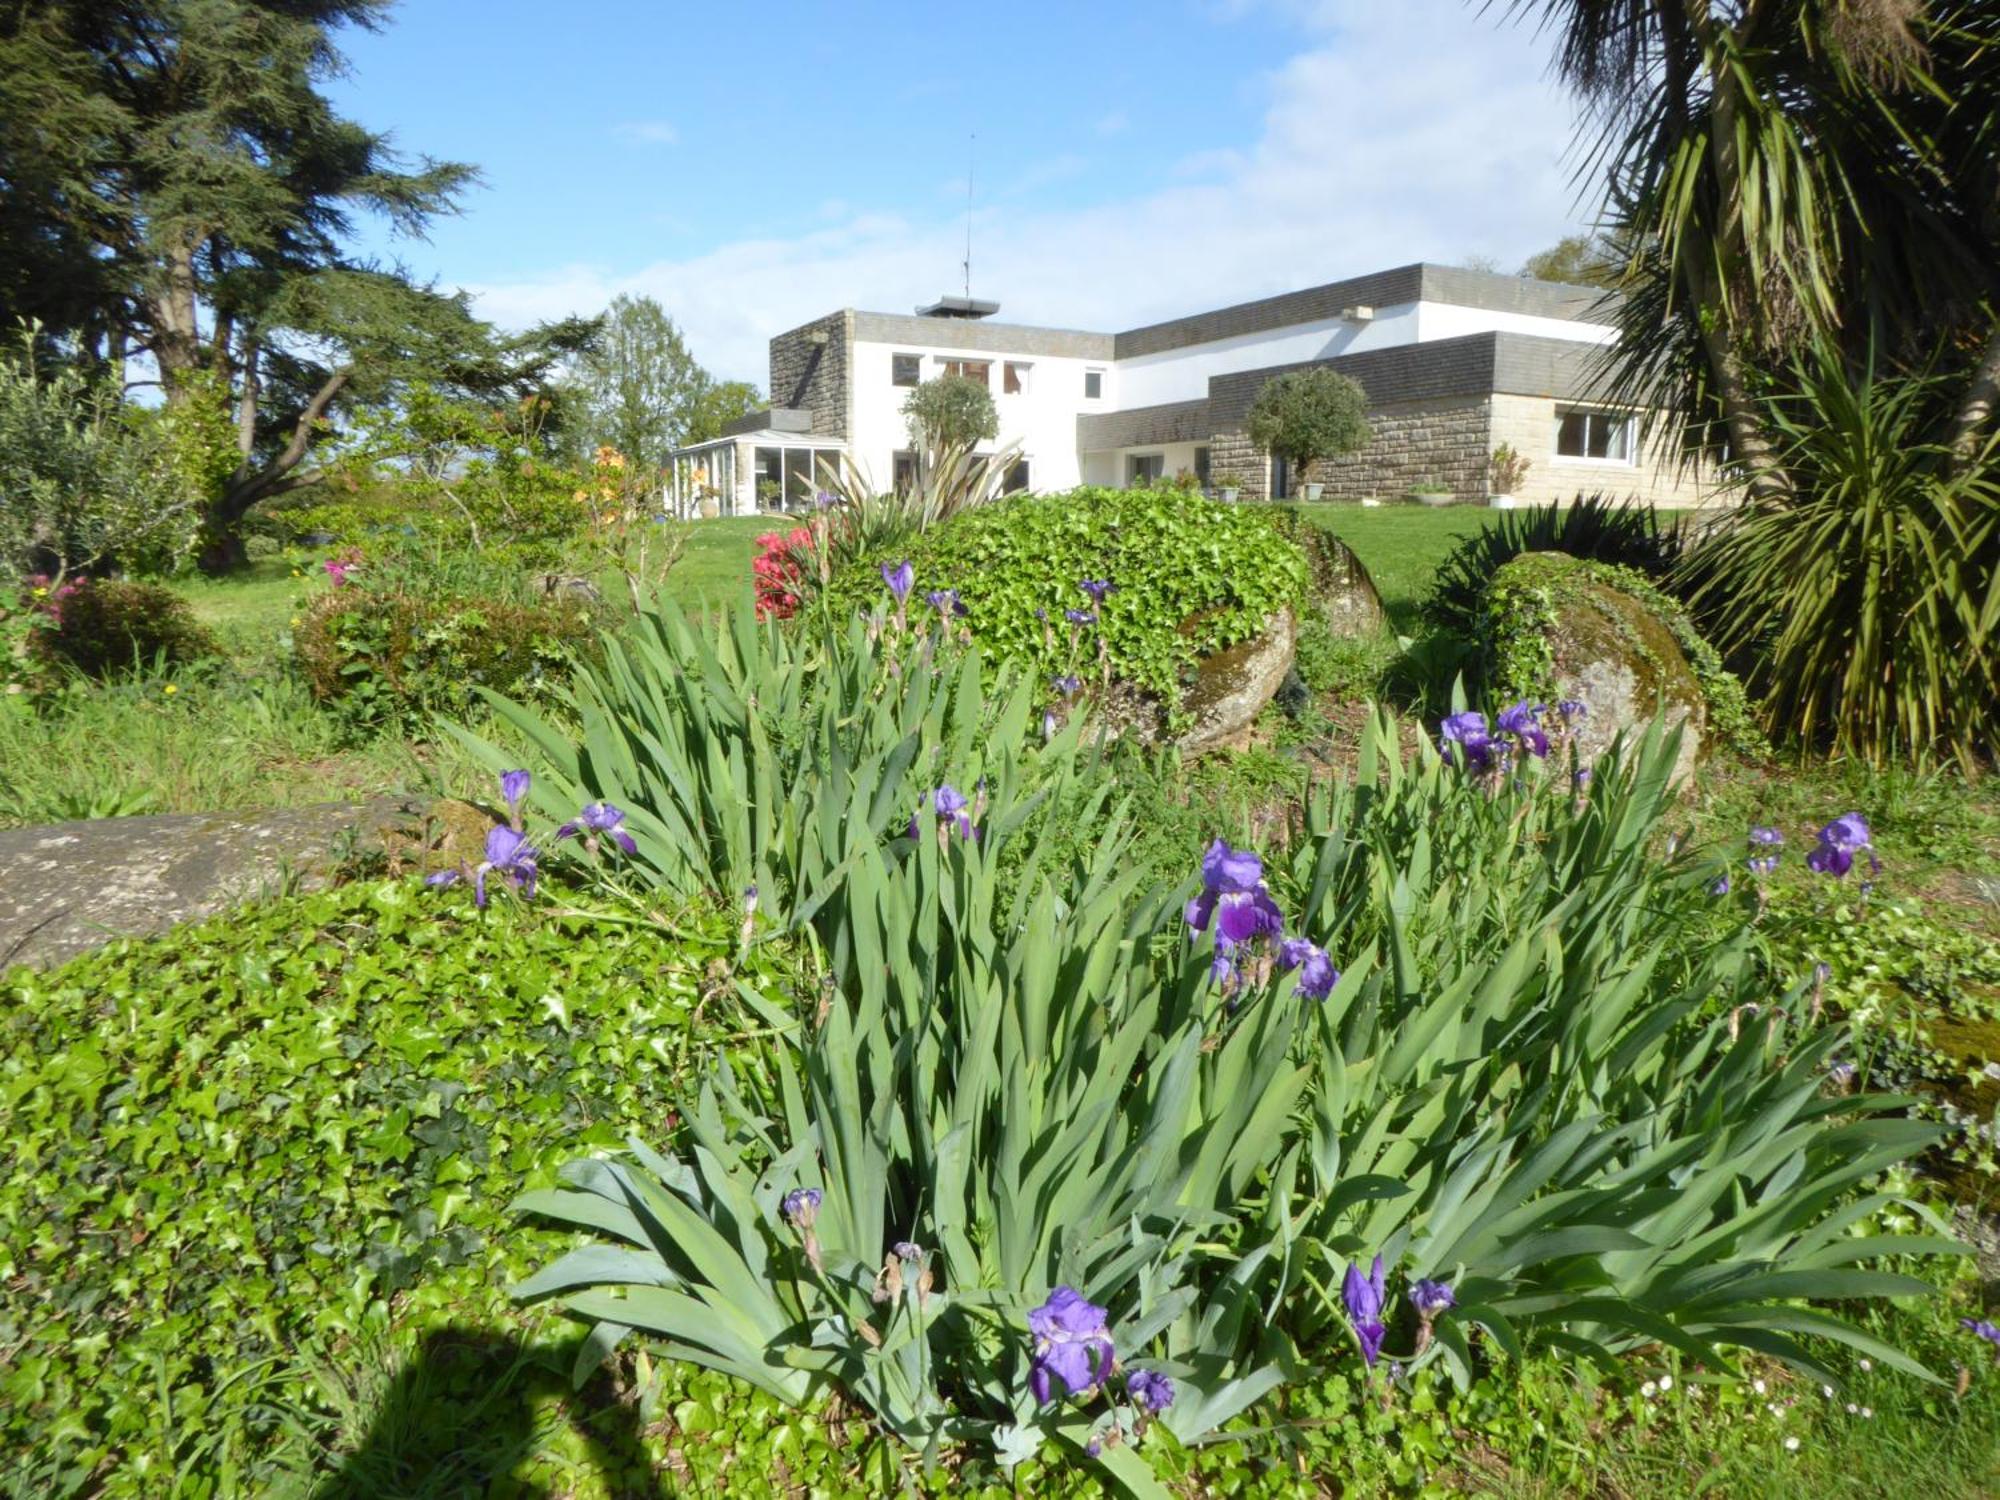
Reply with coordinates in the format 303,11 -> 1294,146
611,120 -> 679,146
471,1 -> 1588,383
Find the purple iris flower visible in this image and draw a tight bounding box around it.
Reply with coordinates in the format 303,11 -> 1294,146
910,783 -> 975,841
781,1187 -> 821,1227
1078,579 -> 1116,603
1126,1369 -> 1175,1413
1411,1279 -> 1455,1320
1184,839 -> 1284,947
1557,699 -> 1587,723
1343,1254 -> 1388,1368
1065,608 -> 1096,627
880,559 -> 915,602
554,801 -> 638,855
500,769 -> 531,821
1805,812 -> 1872,877
1279,937 -> 1339,1000
1052,673 -> 1082,697
1438,711 -> 1495,770
428,826 -> 539,905
1495,701 -> 1549,758
924,588 -> 968,616
1709,874 -> 1731,896
1573,766 -> 1593,789
1963,1318 -> 2000,1353
1028,1287 -> 1115,1403
893,1240 -> 923,1262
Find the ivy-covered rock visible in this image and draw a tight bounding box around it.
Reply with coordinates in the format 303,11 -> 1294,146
1479,551 -> 1764,782
840,487 -> 1309,729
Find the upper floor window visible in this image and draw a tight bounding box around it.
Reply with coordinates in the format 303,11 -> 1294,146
939,359 -> 990,387
1004,361 -> 1031,395
1556,408 -> 1636,463
1084,368 -> 1104,400
891,353 -> 921,387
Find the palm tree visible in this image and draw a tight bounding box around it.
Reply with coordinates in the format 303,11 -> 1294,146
1497,1 -> 2000,499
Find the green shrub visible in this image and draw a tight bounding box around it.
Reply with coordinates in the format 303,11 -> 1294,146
1678,355 -> 2000,769
294,579 -> 600,734
832,487 -> 1308,716
1422,493 -> 1684,641
0,881 -> 786,1495
1245,368 -> 1371,487
29,577 -> 219,678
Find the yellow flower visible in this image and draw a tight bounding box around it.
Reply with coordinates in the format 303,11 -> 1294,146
31,586 -> 47,598
163,683 -> 178,695
289,616 -> 300,627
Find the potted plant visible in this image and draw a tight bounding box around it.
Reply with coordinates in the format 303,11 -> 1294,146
1488,444 -> 1531,509
1245,368 -> 1371,503
1410,478 -> 1454,508
1213,470 -> 1243,503
756,478 -> 781,513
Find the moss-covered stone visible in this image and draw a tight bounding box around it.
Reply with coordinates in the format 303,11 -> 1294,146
1262,507 -> 1386,638
1481,552 -> 1716,782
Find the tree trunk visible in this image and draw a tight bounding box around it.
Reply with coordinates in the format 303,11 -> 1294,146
152,240 -> 204,399
1949,323 -> 2000,472
197,366 -> 349,574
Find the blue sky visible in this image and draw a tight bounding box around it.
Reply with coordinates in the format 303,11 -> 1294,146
327,1 -> 1588,383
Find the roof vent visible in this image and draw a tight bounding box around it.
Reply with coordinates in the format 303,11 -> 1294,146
1340,304 -> 1375,322
916,295 -> 1000,320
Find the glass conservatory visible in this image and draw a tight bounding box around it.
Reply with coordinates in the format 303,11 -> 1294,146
663,429 -> 848,519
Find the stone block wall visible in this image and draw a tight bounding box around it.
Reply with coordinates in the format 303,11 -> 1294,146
1209,397 -> 1493,503
1487,394 -> 1726,509
767,311 -> 853,439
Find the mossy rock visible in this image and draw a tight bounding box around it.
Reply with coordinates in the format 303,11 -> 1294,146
1480,552 -> 1713,783
1099,607 -> 1298,754
1263,507 -> 1386,638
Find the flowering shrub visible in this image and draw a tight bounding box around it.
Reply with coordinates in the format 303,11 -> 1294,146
26,576 -> 219,679
751,526 -> 811,619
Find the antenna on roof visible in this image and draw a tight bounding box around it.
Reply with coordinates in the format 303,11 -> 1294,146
963,131 -> 975,301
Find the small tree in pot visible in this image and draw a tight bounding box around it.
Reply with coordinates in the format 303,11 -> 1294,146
1246,368 -> 1370,500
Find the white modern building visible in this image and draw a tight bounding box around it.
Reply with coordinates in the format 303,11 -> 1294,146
665,263 -> 1719,515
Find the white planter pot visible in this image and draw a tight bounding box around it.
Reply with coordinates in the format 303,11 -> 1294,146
1360,497 -> 1383,508
1487,494 -> 1517,510
1217,487 -> 1241,503
1417,492 -> 1455,508
1299,483 -> 1325,501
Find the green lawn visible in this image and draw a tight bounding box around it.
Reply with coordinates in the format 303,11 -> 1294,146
1292,501 -> 1502,630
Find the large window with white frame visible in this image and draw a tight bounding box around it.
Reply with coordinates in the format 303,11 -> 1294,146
1555,408 -> 1637,463
1126,453 -> 1164,486
891,353 -> 921,387
938,358 -> 990,387
1003,361 -> 1031,395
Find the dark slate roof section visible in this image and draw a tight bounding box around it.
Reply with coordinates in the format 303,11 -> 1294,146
721,406 -> 813,437
1112,266 -> 1426,360
1076,398 -> 1212,451
851,310 -> 1114,359
1206,332 -> 1621,426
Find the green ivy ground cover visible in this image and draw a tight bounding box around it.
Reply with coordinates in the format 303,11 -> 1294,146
0,881 -> 803,1495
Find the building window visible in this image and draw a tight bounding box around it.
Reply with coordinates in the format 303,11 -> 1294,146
1555,408 -> 1636,463
753,447 -> 783,508
1193,446 -> 1211,487
1005,457 -> 1031,492
939,359 -> 990,387
1126,453 -> 1164,486
1084,368 -> 1104,400
892,450 -> 919,495
1003,361 -> 1030,395
892,353 -> 921,387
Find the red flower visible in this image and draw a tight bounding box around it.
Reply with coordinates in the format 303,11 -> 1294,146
750,529 -> 815,619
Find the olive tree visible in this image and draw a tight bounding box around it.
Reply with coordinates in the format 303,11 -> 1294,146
902,374 -> 998,453
1245,369 -> 1371,494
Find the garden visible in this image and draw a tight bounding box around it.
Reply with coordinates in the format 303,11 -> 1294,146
7,2 -> 2000,1497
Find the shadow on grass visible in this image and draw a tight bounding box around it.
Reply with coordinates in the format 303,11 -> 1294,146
314,1326 -> 659,1499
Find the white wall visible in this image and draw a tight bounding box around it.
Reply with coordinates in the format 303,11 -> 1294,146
1111,301 -> 1422,410
1413,301 -> 1616,346
849,337 -> 1102,492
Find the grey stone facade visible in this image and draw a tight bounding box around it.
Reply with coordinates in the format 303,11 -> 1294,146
767,311 -> 853,438
1077,398 -> 1212,451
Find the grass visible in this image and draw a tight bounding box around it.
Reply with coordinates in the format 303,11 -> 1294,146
1292,501 -> 1503,630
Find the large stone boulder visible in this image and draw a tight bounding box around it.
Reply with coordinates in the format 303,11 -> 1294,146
1262,507 -> 1386,637
1177,606 -> 1298,754
1481,552 -> 1709,783
0,797 -> 461,970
